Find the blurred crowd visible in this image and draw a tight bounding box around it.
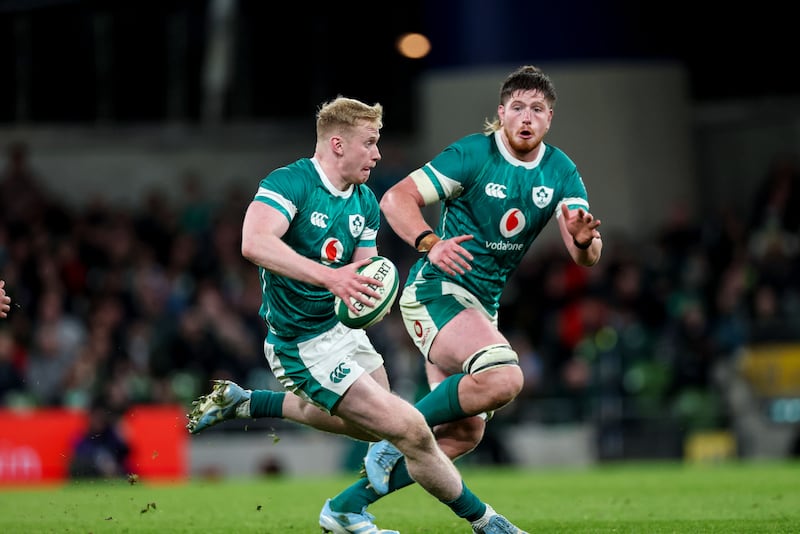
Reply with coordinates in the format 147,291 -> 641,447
1,141 -> 799,444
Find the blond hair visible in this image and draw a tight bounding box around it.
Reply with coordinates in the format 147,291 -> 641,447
316,96 -> 384,141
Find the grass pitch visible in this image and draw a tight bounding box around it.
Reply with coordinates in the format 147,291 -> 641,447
1,460 -> 798,533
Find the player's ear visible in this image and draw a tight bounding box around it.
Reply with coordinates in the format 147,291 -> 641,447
330,136 -> 344,156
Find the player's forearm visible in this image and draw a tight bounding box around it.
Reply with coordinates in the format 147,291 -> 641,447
380,189 -> 431,249
573,237 -> 602,266
243,233 -> 333,287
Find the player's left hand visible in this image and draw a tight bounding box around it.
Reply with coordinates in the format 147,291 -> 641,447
561,204 -> 601,245
0,280 -> 10,318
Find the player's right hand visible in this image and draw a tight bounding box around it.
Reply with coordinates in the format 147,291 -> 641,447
427,234 -> 474,276
327,258 -> 382,313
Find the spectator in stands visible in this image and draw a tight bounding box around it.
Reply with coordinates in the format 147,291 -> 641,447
748,153 -> 800,239
24,287 -> 86,406
0,329 -> 24,402
69,400 -> 131,479
5,143 -> 74,256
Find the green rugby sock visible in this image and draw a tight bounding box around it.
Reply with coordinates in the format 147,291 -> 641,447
386,459 -> 414,492
248,390 -> 286,418
329,477 -> 376,513
415,373 -> 468,426
442,481 -> 486,521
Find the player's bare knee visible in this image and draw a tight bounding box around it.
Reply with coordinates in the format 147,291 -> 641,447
492,365 -> 525,400
463,344 -> 524,406
391,407 -> 436,453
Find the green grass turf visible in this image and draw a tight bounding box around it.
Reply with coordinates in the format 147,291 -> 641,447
1,460 -> 798,533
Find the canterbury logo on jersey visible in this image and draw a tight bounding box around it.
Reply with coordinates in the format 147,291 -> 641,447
310,211 -> 329,228
484,183 -> 507,199
329,362 -> 351,384
532,186 -> 554,208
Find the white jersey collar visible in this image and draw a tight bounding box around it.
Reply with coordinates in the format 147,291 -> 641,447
311,157 -> 353,198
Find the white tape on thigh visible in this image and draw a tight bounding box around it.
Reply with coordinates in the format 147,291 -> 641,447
462,344 -> 518,375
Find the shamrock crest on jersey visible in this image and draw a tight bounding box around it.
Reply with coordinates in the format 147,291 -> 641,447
532,185 -> 554,208
349,214 -> 365,237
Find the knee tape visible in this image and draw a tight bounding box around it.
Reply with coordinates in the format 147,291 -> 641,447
462,343 -> 518,375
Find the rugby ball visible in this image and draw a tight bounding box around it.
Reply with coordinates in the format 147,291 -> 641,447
334,256 -> 400,329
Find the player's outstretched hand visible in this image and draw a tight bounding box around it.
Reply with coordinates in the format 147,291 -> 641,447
0,280 -> 10,319
561,203 -> 601,245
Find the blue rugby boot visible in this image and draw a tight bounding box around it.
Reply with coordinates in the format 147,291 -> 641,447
472,505 -> 529,534
319,498 -> 399,533
186,379 -> 251,434
363,440 -> 403,495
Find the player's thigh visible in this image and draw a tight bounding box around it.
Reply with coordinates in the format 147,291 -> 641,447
368,363 -> 391,390
425,360 -> 449,387
266,323 -> 385,414
430,309 -> 508,372
401,283 -> 508,372
336,376 -> 427,442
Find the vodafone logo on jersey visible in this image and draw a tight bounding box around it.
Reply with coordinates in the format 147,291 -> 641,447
414,320 -> 424,338
321,238 -> 344,264
499,209 -> 526,238
413,319 -> 433,348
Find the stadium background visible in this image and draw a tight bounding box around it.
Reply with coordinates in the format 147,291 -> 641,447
0,0 -> 798,482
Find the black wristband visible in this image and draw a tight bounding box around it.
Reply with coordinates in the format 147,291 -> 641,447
414,230 -> 435,250
573,237 -> 592,250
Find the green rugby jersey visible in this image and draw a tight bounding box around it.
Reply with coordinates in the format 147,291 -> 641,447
408,131 -> 590,313
252,157 -> 380,342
